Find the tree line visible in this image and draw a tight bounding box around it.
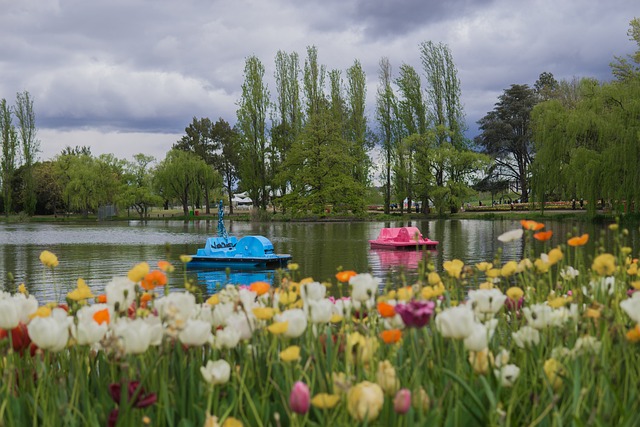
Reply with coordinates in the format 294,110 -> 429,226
1,18 -> 638,218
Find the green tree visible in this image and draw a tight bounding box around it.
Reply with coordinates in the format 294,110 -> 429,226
154,149 -> 211,216
271,50 -> 302,209
237,55 -> 270,210
610,17 -> 640,82
375,57 -> 398,214
173,117 -> 216,163
280,106 -> 363,214
395,64 -> 426,212
14,91 -> 39,215
211,119 -> 241,214
121,154 -> 162,219
475,84 -> 537,203
0,98 -> 18,216
421,41 -> 467,188
345,60 -> 372,188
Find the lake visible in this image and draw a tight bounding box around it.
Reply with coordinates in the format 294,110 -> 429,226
0,218 -> 634,302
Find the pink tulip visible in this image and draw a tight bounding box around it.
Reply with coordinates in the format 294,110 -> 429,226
394,388 -> 412,414
289,381 -> 310,414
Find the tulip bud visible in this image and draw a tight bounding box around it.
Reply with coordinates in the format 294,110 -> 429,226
393,388 -> 411,414
289,381 -> 310,414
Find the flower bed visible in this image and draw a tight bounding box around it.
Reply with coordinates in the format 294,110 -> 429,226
1,221 -> 639,426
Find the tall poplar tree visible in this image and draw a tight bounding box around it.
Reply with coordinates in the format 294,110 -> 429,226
271,50 -> 302,209
1,99 -> 17,216
346,60 -> 371,188
420,41 -> 466,186
375,57 -> 397,214
14,91 -> 39,215
237,55 -> 270,210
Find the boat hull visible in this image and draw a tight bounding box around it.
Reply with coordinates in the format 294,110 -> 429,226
369,226 -> 438,250
187,255 -> 292,269
369,241 -> 437,250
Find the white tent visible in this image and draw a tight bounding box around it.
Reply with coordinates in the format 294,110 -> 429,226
232,192 -> 253,208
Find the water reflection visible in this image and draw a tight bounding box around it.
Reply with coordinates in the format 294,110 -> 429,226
1,218 -> 634,302
188,268 -> 279,295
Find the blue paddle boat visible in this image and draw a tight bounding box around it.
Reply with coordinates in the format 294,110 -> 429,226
187,201 -> 292,269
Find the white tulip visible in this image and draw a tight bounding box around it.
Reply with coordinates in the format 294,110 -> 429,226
0,299 -> 20,329
468,289 -> 507,321
497,229 -> 523,243
28,308 -> 72,352
494,364 -> 520,387
301,281 -> 326,303
306,299 -> 333,324
112,318 -> 153,354
178,319 -> 213,346
620,292 -> 640,323
214,327 -> 241,350
200,359 -> 231,385
274,309 -> 307,338
12,294 -> 39,323
349,273 -> 379,302
512,325 -> 540,348
436,304 -> 476,339
105,277 -> 136,312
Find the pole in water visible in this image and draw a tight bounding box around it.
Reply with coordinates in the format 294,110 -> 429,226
218,200 -> 229,241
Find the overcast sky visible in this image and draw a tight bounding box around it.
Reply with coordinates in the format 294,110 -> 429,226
1,0 -> 637,163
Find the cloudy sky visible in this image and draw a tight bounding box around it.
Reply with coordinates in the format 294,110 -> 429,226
1,0 -> 637,163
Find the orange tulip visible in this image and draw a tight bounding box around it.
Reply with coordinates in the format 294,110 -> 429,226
157,260 -> 175,273
141,270 -> 167,290
249,281 -> 271,296
96,294 -> 107,303
626,325 -> 640,342
567,234 -> 589,247
377,302 -> 396,318
520,220 -> 545,231
336,270 -> 357,283
380,329 -> 402,344
533,231 -> 553,241
93,308 -> 110,325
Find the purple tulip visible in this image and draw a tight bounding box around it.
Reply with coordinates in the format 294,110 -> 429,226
394,300 -> 435,328
289,381 -> 310,414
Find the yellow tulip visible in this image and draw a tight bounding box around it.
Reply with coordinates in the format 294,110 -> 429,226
279,345 -> 301,362
311,393 -> 341,409
443,259 -> 464,278
267,321 -> 289,335
475,262 -> 493,272
347,381 -> 384,422
252,307 -> 275,320
128,262 -> 150,282
547,248 -> 563,265
543,358 -> 565,390
500,261 -> 518,277
506,286 -> 524,300
592,254 -> 616,276
39,250 -> 59,268
67,278 -> 94,301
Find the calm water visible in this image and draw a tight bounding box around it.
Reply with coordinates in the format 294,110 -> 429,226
1,218 -> 636,302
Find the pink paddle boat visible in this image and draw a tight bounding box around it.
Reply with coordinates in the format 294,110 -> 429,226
369,226 -> 438,250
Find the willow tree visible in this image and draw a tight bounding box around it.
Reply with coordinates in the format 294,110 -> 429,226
237,55 -> 270,210
154,149 -> 212,216
1,99 -> 17,216
375,57 -> 397,214
14,91 -> 39,215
